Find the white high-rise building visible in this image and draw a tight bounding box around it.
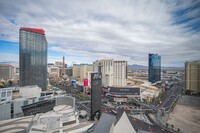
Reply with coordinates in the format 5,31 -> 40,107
94,59 -> 127,87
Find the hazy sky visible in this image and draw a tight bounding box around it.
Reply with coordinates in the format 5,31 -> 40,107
0,0 -> 200,67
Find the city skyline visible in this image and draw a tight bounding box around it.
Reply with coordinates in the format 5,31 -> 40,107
0,0 -> 200,67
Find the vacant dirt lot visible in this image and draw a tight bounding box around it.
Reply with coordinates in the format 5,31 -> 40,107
167,96 -> 200,133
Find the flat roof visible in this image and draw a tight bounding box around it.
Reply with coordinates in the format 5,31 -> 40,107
185,60 -> 200,64
94,113 -> 116,133
0,116 -> 34,133
20,27 -> 45,35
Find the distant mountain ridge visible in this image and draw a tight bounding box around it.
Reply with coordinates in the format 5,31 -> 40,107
128,64 -> 147,69
128,64 -> 184,70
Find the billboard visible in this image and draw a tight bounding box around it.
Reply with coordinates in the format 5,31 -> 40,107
109,87 -> 140,96
114,98 -> 127,102
91,72 -> 102,120
83,79 -> 88,87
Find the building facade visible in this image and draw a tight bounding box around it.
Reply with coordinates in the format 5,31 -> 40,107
113,61 -> 127,86
94,59 -> 127,87
19,27 -> 47,90
73,64 -> 93,81
148,53 -> 161,83
185,61 -> 200,94
66,67 -> 73,77
0,64 -> 14,80
48,67 -> 60,78
55,62 -> 63,67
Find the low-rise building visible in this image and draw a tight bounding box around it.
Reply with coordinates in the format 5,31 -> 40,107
0,96 -> 94,133
0,64 -> 15,80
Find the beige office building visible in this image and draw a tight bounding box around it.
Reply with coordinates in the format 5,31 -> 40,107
73,64 -> 93,81
55,62 -> 63,67
94,59 -> 127,87
185,61 -> 200,94
48,67 -> 60,78
0,64 -> 14,80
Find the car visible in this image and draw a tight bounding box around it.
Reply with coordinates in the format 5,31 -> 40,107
161,129 -> 168,132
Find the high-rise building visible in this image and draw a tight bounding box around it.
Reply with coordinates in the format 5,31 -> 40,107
94,59 -> 127,87
148,53 -> 161,83
73,64 -> 93,81
185,61 -> 200,94
19,27 -> 47,90
0,64 -> 14,80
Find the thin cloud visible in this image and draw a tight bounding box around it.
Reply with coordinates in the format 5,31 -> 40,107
0,0 -> 199,67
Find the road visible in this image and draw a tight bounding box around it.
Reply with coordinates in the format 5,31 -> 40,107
162,84 -> 182,111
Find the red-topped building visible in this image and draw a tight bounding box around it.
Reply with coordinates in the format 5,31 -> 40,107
19,27 -> 47,90
20,27 -> 45,35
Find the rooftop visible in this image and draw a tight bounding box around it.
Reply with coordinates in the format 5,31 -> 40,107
94,113 -> 116,133
0,64 -> 13,67
0,96 -> 93,133
20,27 -> 45,35
113,112 -> 136,133
185,60 -> 200,64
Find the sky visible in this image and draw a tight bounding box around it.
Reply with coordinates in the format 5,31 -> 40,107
0,0 -> 200,67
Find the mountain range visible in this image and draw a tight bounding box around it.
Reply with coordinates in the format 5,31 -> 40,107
128,64 -> 184,70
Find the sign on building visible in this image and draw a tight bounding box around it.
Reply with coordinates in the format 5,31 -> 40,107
109,87 -> 140,96
83,79 -> 88,87
91,72 -> 102,120
114,98 -> 127,102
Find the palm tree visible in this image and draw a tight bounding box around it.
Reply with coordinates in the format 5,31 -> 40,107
9,80 -> 13,86
166,123 -> 169,129
171,124 -> 174,130
177,128 -> 180,133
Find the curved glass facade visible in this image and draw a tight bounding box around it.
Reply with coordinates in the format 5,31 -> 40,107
148,53 -> 161,83
19,29 -> 47,90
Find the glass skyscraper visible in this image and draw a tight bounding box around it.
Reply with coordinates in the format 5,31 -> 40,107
19,27 -> 47,90
148,53 -> 161,83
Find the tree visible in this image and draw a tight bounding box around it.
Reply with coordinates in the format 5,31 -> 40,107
171,124 -> 174,130
177,128 -> 180,133
0,83 -> 4,88
166,123 -> 169,129
9,80 -> 13,86
146,96 -> 151,105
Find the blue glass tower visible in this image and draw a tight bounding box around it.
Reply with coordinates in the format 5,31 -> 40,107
148,53 -> 161,83
19,28 -> 47,90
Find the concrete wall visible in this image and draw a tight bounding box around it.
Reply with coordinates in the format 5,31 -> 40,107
55,96 -> 75,109
19,86 -> 41,98
0,103 -> 11,120
13,100 -> 24,118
